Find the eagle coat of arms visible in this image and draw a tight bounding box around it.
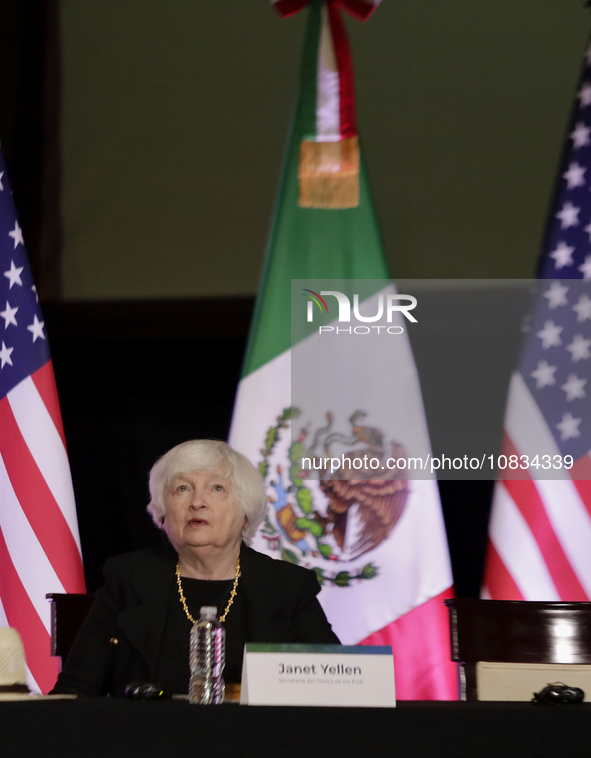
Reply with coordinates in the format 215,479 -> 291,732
257,408 -> 409,586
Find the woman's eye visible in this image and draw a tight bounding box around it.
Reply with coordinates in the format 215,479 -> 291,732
177,484 -> 188,492
213,484 -> 224,492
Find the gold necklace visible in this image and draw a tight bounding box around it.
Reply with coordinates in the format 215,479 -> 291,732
175,558 -> 241,624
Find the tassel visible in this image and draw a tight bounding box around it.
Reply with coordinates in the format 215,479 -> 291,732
299,137 -> 360,209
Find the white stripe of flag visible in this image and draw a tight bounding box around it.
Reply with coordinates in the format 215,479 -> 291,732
316,4 -> 340,142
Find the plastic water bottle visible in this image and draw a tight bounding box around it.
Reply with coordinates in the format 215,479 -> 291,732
189,606 -> 226,704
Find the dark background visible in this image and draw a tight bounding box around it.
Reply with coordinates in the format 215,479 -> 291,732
1,0 -> 560,597
55,0 -> 590,294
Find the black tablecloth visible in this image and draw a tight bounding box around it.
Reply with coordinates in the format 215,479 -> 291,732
2,700 -> 591,758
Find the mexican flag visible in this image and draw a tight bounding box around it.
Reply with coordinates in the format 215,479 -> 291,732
229,0 -> 456,700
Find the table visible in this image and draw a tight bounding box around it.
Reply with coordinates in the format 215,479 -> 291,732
1,700 -> 591,758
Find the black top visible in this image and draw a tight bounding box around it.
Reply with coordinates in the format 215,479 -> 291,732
51,543 -> 340,696
154,577 -> 247,691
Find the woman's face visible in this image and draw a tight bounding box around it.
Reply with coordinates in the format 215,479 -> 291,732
162,469 -> 246,555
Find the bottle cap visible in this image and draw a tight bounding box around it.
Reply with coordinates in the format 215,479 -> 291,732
199,606 -> 217,620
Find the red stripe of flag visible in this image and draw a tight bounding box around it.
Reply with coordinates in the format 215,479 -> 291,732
360,587 -> 457,700
569,452 -> 591,521
0,397 -> 85,593
483,539 -> 524,600
327,1 -> 357,139
31,361 -> 67,450
502,436 -> 588,600
0,525 -> 58,693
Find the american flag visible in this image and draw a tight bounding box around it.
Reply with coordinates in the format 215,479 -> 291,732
483,39 -> 591,601
0,150 -> 85,693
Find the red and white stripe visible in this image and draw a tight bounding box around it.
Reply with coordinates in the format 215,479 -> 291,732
0,361 -> 85,693
483,372 -> 591,602
273,0 -> 379,142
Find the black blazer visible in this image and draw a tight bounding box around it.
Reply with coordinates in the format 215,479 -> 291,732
52,543 -> 340,696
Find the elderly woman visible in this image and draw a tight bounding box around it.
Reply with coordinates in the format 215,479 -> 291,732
52,440 -> 339,696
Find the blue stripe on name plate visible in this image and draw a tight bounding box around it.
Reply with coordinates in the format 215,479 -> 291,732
244,644 -> 392,655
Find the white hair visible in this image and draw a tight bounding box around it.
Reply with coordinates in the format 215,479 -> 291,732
147,440 -> 267,543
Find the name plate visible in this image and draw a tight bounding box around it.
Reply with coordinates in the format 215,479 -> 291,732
240,644 -> 395,707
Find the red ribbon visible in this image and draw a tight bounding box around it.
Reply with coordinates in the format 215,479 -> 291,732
274,0 -> 378,139
273,0 -> 379,23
